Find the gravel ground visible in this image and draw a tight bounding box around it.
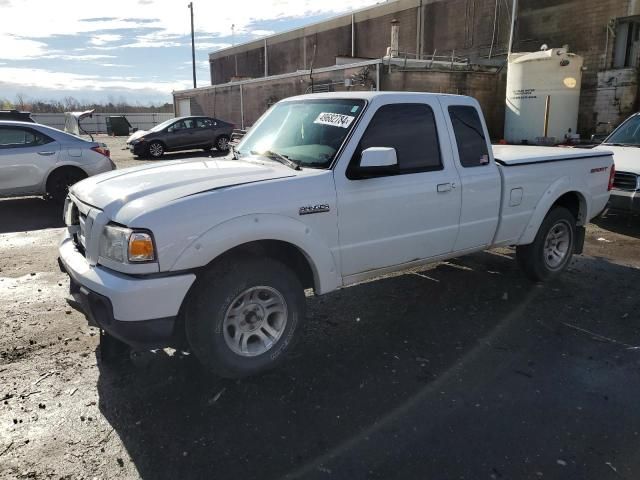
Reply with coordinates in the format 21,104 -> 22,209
1,138 -> 639,479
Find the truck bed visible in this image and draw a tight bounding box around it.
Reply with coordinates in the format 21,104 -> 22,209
492,145 -> 610,166
490,145 -> 613,247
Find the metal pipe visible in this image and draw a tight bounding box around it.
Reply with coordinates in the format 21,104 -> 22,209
507,0 -> 517,56
488,0 -> 499,59
376,62 -> 380,91
264,39 -> 268,77
239,84 -> 244,130
351,14 -> 355,57
188,2 -> 196,88
543,95 -> 550,137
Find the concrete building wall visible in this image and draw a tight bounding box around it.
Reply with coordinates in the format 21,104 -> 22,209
381,70 -> 506,138
188,0 -> 638,139
180,64 -> 379,129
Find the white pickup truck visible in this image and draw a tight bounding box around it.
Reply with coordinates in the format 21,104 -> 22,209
58,92 -> 614,378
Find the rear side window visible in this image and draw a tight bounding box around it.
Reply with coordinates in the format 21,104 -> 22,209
352,103 -> 442,175
448,106 -> 490,168
196,118 -> 213,128
0,127 -> 52,148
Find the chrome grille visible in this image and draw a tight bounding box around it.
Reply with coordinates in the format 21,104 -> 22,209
613,171 -> 639,191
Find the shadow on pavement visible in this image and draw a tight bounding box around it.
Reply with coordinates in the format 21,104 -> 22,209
96,251 -> 640,479
0,197 -> 64,234
594,210 -> 640,239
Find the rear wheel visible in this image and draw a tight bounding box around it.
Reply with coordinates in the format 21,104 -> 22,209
215,135 -> 230,152
185,257 -> 305,378
516,206 -> 576,281
147,141 -> 164,159
46,167 -> 87,203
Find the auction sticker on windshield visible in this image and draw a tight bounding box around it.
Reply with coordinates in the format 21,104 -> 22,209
314,112 -> 355,128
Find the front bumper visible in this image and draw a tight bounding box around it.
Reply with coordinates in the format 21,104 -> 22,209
58,232 -> 196,348
609,189 -> 640,212
127,142 -> 147,155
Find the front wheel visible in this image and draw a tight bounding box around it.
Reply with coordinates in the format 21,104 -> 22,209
185,257 -> 305,378
147,141 -> 164,159
215,135 -> 230,152
516,206 -> 576,282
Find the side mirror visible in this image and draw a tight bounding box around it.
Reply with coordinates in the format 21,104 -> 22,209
351,147 -> 398,179
360,147 -> 398,168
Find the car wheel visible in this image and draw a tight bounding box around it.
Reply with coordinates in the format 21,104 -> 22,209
185,256 -> 305,378
148,141 -> 164,159
46,167 -> 87,203
215,135 -> 230,152
516,206 -> 576,282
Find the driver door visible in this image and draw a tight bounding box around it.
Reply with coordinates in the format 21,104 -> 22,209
334,99 -> 462,281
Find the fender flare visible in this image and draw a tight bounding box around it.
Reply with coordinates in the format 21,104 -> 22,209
517,176 -> 590,245
170,213 -> 341,294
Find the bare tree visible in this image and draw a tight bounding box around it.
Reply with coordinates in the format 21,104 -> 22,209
14,93 -> 27,110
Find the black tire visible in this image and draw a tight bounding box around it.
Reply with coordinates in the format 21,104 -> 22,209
516,206 -> 576,282
147,141 -> 164,159
215,135 -> 230,152
46,167 -> 86,203
185,256 -> 305,378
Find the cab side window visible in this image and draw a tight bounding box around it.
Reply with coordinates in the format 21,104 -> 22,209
448,106 -> 490,168
0,127 -> 52,149
349,103 -> 442,178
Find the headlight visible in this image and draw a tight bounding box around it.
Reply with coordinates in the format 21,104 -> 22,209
131,137 -> 146,145
99,225 -> 156,263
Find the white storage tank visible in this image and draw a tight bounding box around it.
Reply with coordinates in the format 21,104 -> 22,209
504,47 -> 583,145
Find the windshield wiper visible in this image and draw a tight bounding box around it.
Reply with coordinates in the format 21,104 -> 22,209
250,150 -> 301,171
602,142 -> 640,147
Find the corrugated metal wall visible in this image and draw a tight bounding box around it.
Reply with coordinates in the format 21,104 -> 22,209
31,112 -> 174,134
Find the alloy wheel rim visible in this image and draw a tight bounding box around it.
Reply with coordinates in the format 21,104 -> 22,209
222,286 -> 288,357
150,143 -> 163,156
218,137 -> 228,150
543,220 -> 571,269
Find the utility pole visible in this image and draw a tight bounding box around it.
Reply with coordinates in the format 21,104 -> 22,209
188,2 -> 196,88
507,0 -> 517,56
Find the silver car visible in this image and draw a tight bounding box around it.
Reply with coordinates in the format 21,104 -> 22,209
0,121 -> 115,202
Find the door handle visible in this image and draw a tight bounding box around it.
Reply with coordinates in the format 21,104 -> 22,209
437,183 -> 452,193
37,151 -> 56,156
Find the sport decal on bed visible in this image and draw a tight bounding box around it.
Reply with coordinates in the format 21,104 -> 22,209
313,112 -> 355,128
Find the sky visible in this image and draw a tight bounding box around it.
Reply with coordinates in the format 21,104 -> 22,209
0,0 -> 380,106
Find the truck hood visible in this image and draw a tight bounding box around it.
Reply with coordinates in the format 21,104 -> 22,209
594,145 -> 640,174
70,158 -> 296,219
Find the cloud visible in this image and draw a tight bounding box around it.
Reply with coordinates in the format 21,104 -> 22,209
89,34 -> 123,46
1,0 -> 379,40
42,54 -> 117,60
0,66 -> 190,94
195,42 -> 231,51
100,63 -> 132,68
250,29 -> 275,37
0,35 -> 48,60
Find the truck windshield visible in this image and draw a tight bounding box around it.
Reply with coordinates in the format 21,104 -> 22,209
603,115 -> 640,146
236,99 -> 366,168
